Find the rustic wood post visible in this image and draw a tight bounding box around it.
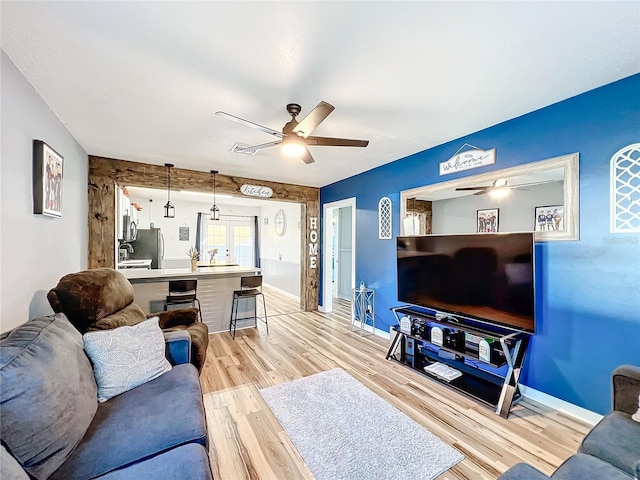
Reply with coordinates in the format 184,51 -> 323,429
88,156 -> 319,311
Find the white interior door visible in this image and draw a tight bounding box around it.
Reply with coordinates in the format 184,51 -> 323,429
337,206 -> 352,299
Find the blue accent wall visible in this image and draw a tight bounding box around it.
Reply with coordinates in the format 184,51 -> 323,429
320,74 -> 640,415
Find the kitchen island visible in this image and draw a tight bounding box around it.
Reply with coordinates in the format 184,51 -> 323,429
119,266 -> 261,333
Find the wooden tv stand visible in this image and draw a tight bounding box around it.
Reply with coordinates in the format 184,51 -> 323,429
386,306 -> 531,418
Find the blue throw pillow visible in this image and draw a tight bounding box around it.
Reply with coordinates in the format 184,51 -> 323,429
83,316 -> 172,402
0,314 -> 98,479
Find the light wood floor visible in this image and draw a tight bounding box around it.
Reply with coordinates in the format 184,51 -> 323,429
200,286 -> 591,480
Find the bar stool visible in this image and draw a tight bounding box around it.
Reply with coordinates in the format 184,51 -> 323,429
164,279 -> 203,322
229,275 -> 268,340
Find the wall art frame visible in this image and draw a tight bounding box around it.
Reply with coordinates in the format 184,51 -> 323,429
33,140 -> 64,218
477,208 -> 499,233
535,205 -> 564,232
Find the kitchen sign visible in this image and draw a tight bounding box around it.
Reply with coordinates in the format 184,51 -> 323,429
439,147 -> 496,176
240,184 -> 273,198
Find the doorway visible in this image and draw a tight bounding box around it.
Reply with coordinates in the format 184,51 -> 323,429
322,198 -> 356,313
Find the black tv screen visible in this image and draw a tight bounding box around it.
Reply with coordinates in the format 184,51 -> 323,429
397,233 -> 535,333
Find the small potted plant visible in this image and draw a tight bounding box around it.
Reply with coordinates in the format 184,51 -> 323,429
208,248 -> 218,264
187,246 -> 199,271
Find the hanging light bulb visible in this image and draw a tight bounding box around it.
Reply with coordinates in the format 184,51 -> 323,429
163,163 -> 175,218
210,169 -> 220,221
281,135 -> 306,157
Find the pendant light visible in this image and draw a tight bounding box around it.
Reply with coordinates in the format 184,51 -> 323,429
163,163 -> 175,218
210,169 -> 220,221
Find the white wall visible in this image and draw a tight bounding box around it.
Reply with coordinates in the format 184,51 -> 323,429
1,51 -> 88,332
432,182 -> 563,233
259,202 -> 301,296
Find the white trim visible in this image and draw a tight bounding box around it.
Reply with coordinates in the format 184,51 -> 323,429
348,319 -> 391,339
263,282 -> 300,301
260,256 -> 300,265
322,197 -> 356,313
519,384 -> 603,425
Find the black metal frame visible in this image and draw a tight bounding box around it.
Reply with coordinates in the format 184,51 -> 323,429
229,275 -> 268,339
164,279 -> 203,322
387,306 -> 530,418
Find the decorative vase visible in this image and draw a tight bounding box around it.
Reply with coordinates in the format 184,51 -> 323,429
190,259 -> 197,272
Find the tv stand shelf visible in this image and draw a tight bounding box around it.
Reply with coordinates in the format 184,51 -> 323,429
387,306 -> 531,418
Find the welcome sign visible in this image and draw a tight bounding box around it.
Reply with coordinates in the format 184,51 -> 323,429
439,148 -> 496,176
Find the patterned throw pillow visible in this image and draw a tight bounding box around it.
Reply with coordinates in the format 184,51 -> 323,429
632,394 -> 640,423
83,317 -> 171,402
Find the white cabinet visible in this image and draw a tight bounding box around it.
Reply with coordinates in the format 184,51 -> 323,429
116,187 -> 134,240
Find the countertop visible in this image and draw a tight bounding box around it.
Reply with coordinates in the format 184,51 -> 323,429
120,266 -> 260,283
117,259 -> 152,269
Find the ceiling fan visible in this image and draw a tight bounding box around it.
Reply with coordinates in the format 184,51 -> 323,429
215,101 -> 369,164
455,178 -> 557,195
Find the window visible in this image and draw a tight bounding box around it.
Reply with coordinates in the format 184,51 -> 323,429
201,218 -> 255,266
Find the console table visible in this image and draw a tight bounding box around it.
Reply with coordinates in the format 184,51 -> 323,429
387,306 -> 531,418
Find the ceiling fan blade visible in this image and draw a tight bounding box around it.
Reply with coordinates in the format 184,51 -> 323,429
305,135 -> 369,147
455,186 -> 490,191
292,101 -> 335,138
237,140 -> 282,152
215,111 -> 283,138
301,146 -> 315,164
473,189 -> 490,196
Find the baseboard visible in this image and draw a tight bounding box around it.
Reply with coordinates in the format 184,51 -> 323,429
519,384 -> 603,425
349,321 -> 391,340
263,282 -> 299,301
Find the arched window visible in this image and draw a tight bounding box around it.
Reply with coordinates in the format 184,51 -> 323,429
610,143 -> 640,233
378,197 -> 392,239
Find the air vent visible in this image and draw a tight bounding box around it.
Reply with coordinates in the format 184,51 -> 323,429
231,143 -> 258,155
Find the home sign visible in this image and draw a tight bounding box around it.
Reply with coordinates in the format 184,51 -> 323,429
240,184 -> 273,198
439,148 -> 496,176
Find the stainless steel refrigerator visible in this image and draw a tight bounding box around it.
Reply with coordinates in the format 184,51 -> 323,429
130,228 -> 164,269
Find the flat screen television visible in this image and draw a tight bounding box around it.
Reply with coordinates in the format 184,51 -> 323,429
397,233 -> 535,333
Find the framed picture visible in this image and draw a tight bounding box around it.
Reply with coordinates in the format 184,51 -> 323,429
535,205 -> 564,232
477,208 -> 499,233
33,140 -> 63,217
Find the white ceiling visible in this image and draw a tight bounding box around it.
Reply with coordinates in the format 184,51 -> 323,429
2,2 -> 639,187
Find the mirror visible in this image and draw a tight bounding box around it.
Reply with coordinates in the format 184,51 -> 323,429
400,153 -> 579,241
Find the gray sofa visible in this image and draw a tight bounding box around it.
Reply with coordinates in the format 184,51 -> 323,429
499,365 -> 640,479
0,313 -> 213,480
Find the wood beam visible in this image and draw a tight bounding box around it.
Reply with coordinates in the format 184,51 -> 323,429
88,156 -> 319,311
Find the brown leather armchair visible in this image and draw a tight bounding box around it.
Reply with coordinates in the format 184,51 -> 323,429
47,268 -> 209,372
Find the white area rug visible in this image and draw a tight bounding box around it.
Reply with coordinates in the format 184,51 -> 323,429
259,369 -> 464,480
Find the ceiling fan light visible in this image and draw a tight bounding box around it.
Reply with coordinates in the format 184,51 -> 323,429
493,178 -> 508,188
489,187 -> 509,199
281,142 -> 305,157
